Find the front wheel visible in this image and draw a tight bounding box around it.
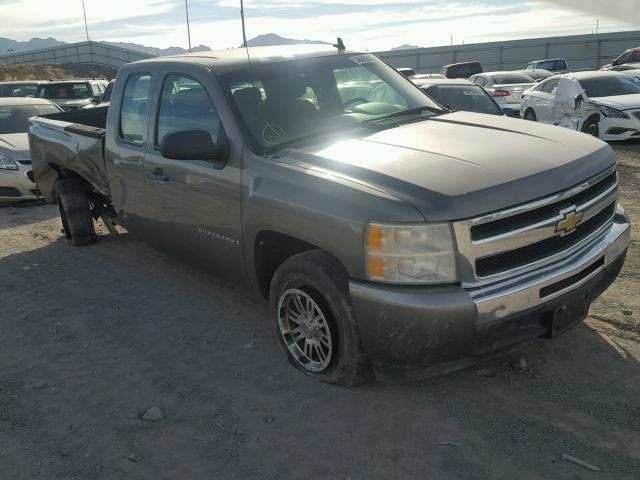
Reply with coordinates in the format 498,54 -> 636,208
581,116 -> 600,138
269,250 -> 372,386
523,109 -> 537,122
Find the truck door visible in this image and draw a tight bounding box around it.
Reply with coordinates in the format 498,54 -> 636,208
106,72 -> 157,235
142,71 -> 245,284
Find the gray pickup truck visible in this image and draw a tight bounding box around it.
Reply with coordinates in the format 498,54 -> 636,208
29,46 -> 630,386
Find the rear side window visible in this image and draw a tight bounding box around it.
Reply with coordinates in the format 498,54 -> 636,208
541,79 -> 560,93
156,74 -> 221,147
120,73 -> 152,146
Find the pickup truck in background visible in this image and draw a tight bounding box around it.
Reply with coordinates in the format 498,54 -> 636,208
29,45 -> 630,386
35,79 -> 109,111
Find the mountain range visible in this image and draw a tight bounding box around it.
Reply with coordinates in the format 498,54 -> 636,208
1,34 -> 331,58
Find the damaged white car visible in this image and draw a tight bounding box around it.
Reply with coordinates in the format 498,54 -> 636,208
521,71 -> 640,141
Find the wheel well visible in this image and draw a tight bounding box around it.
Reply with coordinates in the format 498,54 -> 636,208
581,114 -> 600,131
254,231 -> 318,299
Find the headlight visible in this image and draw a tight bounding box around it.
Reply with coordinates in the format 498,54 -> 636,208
366,222 -> 457,284
599,105 -> 630,119
0,155 -> 19,171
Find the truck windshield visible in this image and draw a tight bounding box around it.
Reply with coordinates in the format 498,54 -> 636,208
221,53 -> 442,153
0,104 -> 61,134
37,83 -> 91,100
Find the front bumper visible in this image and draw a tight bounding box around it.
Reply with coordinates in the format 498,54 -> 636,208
350,210 -> 630,382
0,166 -> 40,204
599,116 -> 640,141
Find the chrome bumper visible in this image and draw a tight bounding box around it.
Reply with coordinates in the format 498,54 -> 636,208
471,206 -> 630,325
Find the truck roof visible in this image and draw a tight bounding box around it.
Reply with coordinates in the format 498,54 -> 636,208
130,44 -> 364,73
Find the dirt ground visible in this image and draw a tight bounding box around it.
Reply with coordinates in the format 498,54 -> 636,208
1,143 -> 639,480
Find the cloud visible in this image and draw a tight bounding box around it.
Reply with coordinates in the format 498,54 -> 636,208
539,0 -> 640,24
0,0 -> 636,51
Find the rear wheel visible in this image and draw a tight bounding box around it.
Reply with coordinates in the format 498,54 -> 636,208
524,109 -> 537,122
269,250 -> 372,386
581,116 -> 600,138
55,178 -> 97,246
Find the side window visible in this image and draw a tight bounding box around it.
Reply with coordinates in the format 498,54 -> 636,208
156,74 -> 221,148
555,60 -> 567,70
120,73 -> 152,146
525,63 -> 533,70
541,79 -> 559,94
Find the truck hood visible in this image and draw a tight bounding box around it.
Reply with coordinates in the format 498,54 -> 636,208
281,112 -> 615,221
593,93 -> 640,111
0,133 -> 30,158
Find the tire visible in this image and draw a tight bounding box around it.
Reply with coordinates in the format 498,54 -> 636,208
524,109 -> 537,122
269,250 -> 372,387
55,178 -> 96,246
581,116 -> 600,138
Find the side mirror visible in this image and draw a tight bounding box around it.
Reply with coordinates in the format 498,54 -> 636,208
502,107 -> 516,117
91,95 -> 101,103
160,129 -> 228,162
574,93 -> 584,110
612,59 -> 620,66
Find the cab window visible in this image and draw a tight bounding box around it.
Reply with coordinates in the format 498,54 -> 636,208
541,79 -> 559,94
156,74 -> 221,148
120,73 -> 152,146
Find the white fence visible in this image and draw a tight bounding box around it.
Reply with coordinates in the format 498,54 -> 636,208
376,30 -> 640,73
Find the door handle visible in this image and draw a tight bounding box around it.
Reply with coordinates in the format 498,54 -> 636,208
146,168 -> 169,183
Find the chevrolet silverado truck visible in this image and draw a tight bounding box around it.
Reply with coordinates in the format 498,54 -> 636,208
28,45 -> 630,386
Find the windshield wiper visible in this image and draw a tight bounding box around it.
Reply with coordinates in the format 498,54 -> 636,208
363,105 -> 444,124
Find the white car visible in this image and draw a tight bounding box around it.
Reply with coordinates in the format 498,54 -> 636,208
0,97 -> 62,203
468,72 -> 536,116
521,71 -> 640,141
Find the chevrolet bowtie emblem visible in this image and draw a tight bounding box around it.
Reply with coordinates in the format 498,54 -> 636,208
556,208 -> 584,235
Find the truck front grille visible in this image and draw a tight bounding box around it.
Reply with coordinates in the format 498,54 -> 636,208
475,203 -> 615,277
453,167 -> 619,284
471,172 -> 616,241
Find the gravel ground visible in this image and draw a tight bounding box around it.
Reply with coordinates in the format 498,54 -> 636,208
1,142 -> 639,480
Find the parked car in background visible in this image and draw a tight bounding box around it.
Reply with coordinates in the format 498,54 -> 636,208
0,81 -> 48,98
521,71 -> 640,141
410,73 -> 446,80
468,71 -> 535,116
440,61 -> 483,79
35,79 -> 109,111
0,97 -> 61,203
524,59 -> 569,74
396,67 -> 416,77
600,47 -> 640,71
82,79 -> 115,109
412,78 -> 505,116
513,69 -> 554,82
29,46 -> 629,385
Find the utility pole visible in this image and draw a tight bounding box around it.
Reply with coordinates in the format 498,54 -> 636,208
185,0 -> 192,53
240,0 -> 248,48
596,18 -> 599,35
81,0 -> 90,42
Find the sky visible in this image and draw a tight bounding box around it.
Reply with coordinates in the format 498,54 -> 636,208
1,0 -> 638,51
